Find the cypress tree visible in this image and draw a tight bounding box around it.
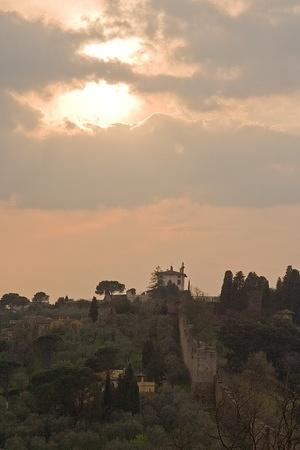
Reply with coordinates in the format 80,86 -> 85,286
103,371 -> 114,412
89,297 -> 98,323
276,277 -> 283,291
259,276 -> 271,310
125,363 -> 140,414
220,270 -> 233,311
281,266 -> 300,317
232,271 -> 245,310
116,363 -> 140,414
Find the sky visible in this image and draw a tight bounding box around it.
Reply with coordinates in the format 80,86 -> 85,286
1,0 -> 300,300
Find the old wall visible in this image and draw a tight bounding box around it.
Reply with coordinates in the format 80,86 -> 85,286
178,311 -> 217,402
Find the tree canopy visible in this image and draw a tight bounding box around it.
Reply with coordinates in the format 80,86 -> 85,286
219,270 -> 270,312
95,281 -> 125,296
30,366 -> 98,417
0,293 -> 30,308
32,291 -> 49,303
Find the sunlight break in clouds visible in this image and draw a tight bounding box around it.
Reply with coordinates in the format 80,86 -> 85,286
16,81 -> 143,130
81,37 -> 197,78
81,37 -> 148,65
51,82 -> 142,129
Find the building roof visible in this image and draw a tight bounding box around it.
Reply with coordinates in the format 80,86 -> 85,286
159,269 -> 187,277
158,263 -> 187,278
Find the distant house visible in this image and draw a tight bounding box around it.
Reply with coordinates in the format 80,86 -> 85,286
159,263 -> 187,291
104,289 -> 137,303
1,315 -> 53,341
102,370 -> 155,393
106,294 -> 127,302
136,374 -> 155,393
17,315 -> 53,335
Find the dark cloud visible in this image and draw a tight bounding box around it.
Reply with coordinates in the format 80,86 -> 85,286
0,12 -> 135,91
131,0 -> 300,107
1,115 -> 300,209
0,92 -> 41,131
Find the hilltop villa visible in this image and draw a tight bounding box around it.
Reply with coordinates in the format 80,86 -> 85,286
159,263 -> 187,291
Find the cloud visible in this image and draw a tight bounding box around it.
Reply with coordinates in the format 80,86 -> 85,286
0,0 -> 104,29
1,3 -> 300,209
0,91 -> 41,131
145,0 -> 300,104
0,11 -> 139,131
1,0 -> 300,126
0,12 -> 138,92
1,115 -> 300,209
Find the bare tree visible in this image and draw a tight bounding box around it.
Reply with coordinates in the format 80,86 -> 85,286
215,380 -> 300,450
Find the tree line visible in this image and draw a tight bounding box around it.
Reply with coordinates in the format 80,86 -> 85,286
220,265 -> 300,321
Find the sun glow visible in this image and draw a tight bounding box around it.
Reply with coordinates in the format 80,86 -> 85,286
81,37 -> 148,64
52,82 -> 142,129
15,81 -> 142,130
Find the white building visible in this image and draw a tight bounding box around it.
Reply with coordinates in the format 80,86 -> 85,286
159,263 -> 187,291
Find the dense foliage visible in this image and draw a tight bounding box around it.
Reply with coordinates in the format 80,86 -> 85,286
219,265 -> 300,322
0,267 -> 300,449
0,293 -> 215,449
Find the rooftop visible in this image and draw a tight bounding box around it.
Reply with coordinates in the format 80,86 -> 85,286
159,263 -> 187,277
160,269 -> 187,277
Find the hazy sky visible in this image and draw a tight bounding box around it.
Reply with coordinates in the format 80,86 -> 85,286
1,0 -> 300,300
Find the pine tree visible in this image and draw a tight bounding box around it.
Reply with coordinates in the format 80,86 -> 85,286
89,297 -> 98,323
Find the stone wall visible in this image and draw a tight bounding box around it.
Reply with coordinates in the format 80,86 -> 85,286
178,312 -> 217,403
